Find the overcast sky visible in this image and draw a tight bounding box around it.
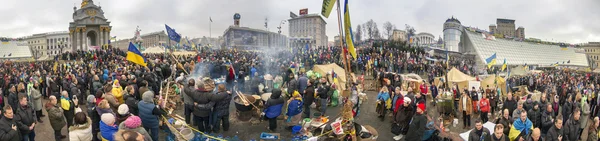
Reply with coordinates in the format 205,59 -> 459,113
1,0 -> 599,44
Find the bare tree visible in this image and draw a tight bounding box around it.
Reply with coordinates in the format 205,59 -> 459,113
383,21 -> 396,40
372,22 -> 381,39
355,25 -> 362,42
364,19 -> 376,40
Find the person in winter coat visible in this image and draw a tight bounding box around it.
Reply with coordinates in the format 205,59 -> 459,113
563,108 -> 580,141
528,102 -> 542,128
14,95 -> 36,141
87,95 -> 101,141
541,104 -> 555,136
580,97 -> 591,136
118,116 -> 152,141
103,85 -> 120,111
285,91 -> 303,130
69,112 -> 93,141
113,130 -> 145,141
404,102 -> 427,141
182,79 -> 195,125
123,86 -> 139,116
61,91 -> 77,127
587,117 -> 599,141
376,87 -> 390,121
117,104 -> 132,124
303,80 -> 315,118
513,101 -> 526,121
505,93 -> 517,117
70,80 -> 83,105
263,89 -> 284,131
211,84 -> 232,132
460,92 -> 473,129
392,97 -> 413,140
492,124 -> 509,141
526,128 -> 543,141
92,75 -> 103,98
545,115 -> 564,141
138,91 -> 164,141
468,119 -> 492,141
316,78 -> 330,116
495,109 -> 513,136
100,113 -> 119,141
112,80 -> 124,104
46,95 -> 66,140
138,81 -> 149,100
192,80 -> 214,132
0,105 -> 23,141
480,94 -> 491,123
562,95 -> 573,125
8,85 -> 17,111
30,82 -> 43,123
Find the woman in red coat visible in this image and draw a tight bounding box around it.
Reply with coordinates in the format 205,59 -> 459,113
480,94 -> 491,123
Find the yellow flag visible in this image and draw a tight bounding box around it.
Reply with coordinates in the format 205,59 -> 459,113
343,0 -> 356,59
321,0 -> 336,18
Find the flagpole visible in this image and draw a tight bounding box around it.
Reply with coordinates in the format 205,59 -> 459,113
336,0 -> 351,77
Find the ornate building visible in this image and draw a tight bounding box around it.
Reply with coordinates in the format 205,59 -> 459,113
68,0 -> 111,51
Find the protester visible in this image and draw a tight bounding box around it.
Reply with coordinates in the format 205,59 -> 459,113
183,79 -> 195,125
492,124 -> 509,141
118,115 -> 152,141
316,78 -> 330,116
469,119 -> 491,141
405,102 -> 426,141
100,113 -> 119,141
376,86 -> 390,121
285,90 -> 303,130
513,101 -> 526,121
138,91 -> 164,141
505,93 -> 517,116
528,102 -> 542,128
114,130 -> 145,141
526,128 -> 542,141
117,104 -> 132,124
263,89 -> 284,131
545,115 -> 564,141
192,79 -> 214,133
480,93 -> 490,123
460,92 -> 473,129
46,95 -> 66,140
510,111 -> 533,141
211,84 -> 232,132
69,112 -> 93,141
14,94 -> 36,141
392,97 -> 413,140
29,81 -> 43,123
541,104 -> 554,136
112,80 -> 124,104
303,80 -> 315,118
588,117 -> 599,141
563,107 -> 580,141
61,90 -> 77,127
123,86 -> 139,116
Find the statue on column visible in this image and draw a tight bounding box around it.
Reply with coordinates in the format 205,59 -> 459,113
134,26 -> 144,51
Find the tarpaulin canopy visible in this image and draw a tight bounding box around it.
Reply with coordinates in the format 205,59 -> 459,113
142,46 -> 165,54
480,74 -> 507,96
447,67 -> 476,82
509,66 -> 529,76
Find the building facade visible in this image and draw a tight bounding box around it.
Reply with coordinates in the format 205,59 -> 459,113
113,30 -> 177,50
443,16 -> 463,52
23,31 -> 71,59
288,13 -> 327,49
68,0 -> 112,51
391,29 -> 407,42
516,27 -> 525,39
415,32 -> 435,45
496,18 -> 515,37
223,26 -> 287,50
583,42 -> 600,69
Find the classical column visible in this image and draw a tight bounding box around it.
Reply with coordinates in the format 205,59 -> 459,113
77,27 -> 82,51
99,28 -> 104,46
82,27 -> 87,50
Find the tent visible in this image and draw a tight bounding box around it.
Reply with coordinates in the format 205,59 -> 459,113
313,63 -> 354,90
173,51 -> 197,56
435,68 -> 476,91
142,46 -> 165,54
509,66 -> 528,76
480,74 -> 507,97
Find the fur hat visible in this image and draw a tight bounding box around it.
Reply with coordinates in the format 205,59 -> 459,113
101,113 -> 116,125
404,97 -> 412,104
124,116 -> 142,129
117,104 -> 129,115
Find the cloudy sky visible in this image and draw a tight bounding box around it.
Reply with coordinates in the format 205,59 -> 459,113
1,0 -> 599,43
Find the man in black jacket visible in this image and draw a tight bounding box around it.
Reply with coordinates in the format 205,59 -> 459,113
405,102 -> 427,141
563,107 -> 580,141
211,84 -> 232,132
7,85 -> 17,111
541,104 -> 554,136
504,93 -> 517,117
0,105 -> 24,141
468,119 -> 492,141
528,102 -> 542,128
123,86 -> 139,116
14,95 -> 35,141
316,78 -> 330,116
183,79 -> 195,125
192,80 -> 214,132
303,80 -> 315,118
545,115 -> 564,141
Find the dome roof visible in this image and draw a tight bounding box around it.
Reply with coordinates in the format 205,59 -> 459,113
233,13 -> 241,19
445,16 -> 461,24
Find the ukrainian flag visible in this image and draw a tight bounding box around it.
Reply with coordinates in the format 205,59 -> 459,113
343,0 -> 356,59
501,59 -> 507,71
126,42 -> 147,67
486,53 -> 497,69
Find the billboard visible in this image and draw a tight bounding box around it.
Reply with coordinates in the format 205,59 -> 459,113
299,8 -> 308,16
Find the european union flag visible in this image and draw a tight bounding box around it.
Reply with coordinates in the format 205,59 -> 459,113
165,24 -> 181,42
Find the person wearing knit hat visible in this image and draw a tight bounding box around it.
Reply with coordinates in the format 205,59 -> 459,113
405,101 -> 427,141
119,116 -> 152,141
116,104 -> 132,124
100,113 -> 118,141
138,91 -> 165,141
393,96 -> 415,140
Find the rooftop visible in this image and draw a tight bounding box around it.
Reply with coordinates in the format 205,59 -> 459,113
0,41 -> 32,59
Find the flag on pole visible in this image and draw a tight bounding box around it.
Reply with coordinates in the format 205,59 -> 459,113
165,24 -> 181,42
343,0 -> 356,59
486,53 -> 497,69
210,17 -> 213,22
126,42 -> 147,67
321,0 -> 336,18
501,59 -> 507,71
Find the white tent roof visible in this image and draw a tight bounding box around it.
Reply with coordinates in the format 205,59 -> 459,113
142,46 -> 165,54
0,42 -> 32,59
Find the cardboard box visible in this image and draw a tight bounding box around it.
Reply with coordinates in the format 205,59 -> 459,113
359,125 -> 379,141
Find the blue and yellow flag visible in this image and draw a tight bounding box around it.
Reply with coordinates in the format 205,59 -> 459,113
501,59 -> 507,71
126,42 -> 147,67
486,53 -> 497,69
344,0 -> 356,59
